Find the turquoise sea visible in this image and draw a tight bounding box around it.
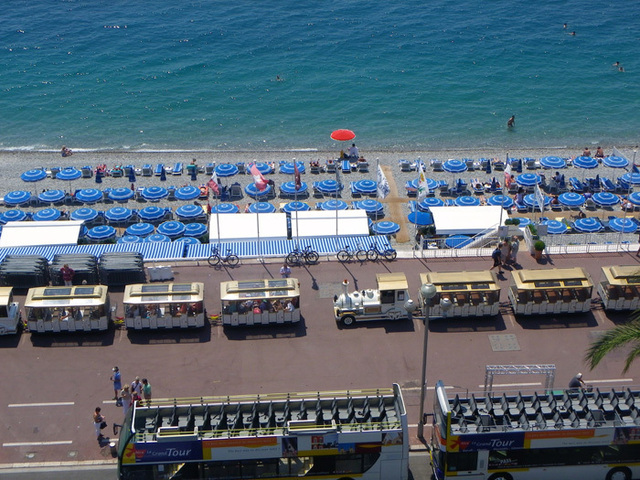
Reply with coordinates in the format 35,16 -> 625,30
1,0 -> 639,152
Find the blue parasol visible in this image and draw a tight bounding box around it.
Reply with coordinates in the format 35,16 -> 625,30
248,202 -> 276,213
3,190 -> 32,206
209,203 -> 238,214
558,192 -> 586,207
541,219 -> 568,234
524,193 -> 551,208
512,217 -> 531,227
454,195 -> 481,206
21,169 -> 47,182
418,197 -> 444,210
70,207 -> 99,222
174,236 -> 200,245
175,204 -> 206,219
183,222 -> 208,237
602,155 -> 629,169
445,234 -> 474,248
105,206 -> 133,223
608,217 -> 637,233
353,199 -> 384,215
86,225 -> 117,241
125,223 -> 155,237
443,159 -> 468,173
253,162 -> 272,174
592,192 -> 620,206
215,163 -> 239,177
32,208 -> 62,222
108,187 -> 135,202
157,221 -> 186,239
573,156 -> 599,170
174,185 -> 201,201
75,188 -> 103,204
141,186 -> 169,201
319,199 -> 349,210
280,181 -> 308,195
38,189 -> 66,204
620,172 -> 640,186
280,161 -> 305,175
486,195 -> 514,208
352,179 -> 378,194
408,211 -> 434,226
138,206 -> 167,222
117,235 -> 143,244
0,209 -> 28,223
244,182 -> 272,198
56,167 -> 82,181
572,217 -> 604,233
144,233 -> 171,243
627,192 -> 640,206
315,179 -> 341,194
516,173 -> 542,187
539,156 -> 567,169
372,221 -> 400,235
282,201 -> 310,213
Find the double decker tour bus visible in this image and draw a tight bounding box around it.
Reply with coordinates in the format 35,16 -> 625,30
431,380 -> 640,480
118,384 -> 408,480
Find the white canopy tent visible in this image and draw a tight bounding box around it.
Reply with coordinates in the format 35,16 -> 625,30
290,210 -> 369,238
0,220 -> 84,247
208,213 -> 288,242
430,206 -> 508,235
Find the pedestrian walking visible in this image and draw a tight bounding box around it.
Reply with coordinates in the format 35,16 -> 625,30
489,243 -> 503,275
93,407 -> 105,440
500,240 -> 511,266
110,366 -> 122,401
60,264 -> 74,286
510,236 -> 520,265
142,378 -> 152,406
280,263 -> 291,278
120,384 -> 132,416
131,376 -> 142,396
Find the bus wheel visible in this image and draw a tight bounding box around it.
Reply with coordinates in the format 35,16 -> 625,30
488,474 -> 513,480
341,315 -> 355,326
606,467 -> 631,480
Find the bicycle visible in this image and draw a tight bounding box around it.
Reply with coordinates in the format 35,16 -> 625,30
365,242 -> 397,262
336,244 -> 368,263
286,245 -> 319,266
208,246 -> 240,267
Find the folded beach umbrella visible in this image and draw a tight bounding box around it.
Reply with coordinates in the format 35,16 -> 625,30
86,225 -> 117,242
280,161 -> 306,175
108,187 -> 135,202
572,217 -> 604,233
248,202 -> 276,213
539,156 -> 567,169
141,186 -> 169,201
282,201 -> 310,213
540,219 -> 568,234
209,203 -> 239,214
70,207 -> 99,222
515,173 -> 542,187
157,220 -> 186,239
592,192 -> 620,206
21,169 -> 47,182
454,195 -> 481,207
608,217 -> 637,233
117,235 -> 143,244
319,199 -> 348,210
105,206 -> 134,223
352,179 -> 378,195
56,167 -> 82,181
214,163 -> 239,177
418,197 -> 444,210
573,156 -> 598,170
3,190 -> 32,206
0,209 -> 28,223
183,223 -> 207,238
280,181 -> 308,196
138,206 -> 167,222
32,208 -> 62,222
174,185 -> 201,201
37,189 -> 66,204
486,195 -> 514,208
144,233 -> 171,243
125,222 -> 155,237
602,155 -> 629,169
176,204 -> 206,219
160,168 -> 167,182
558,192 -> 585,207
75,188 -> 103,204
372,221 -> 400,235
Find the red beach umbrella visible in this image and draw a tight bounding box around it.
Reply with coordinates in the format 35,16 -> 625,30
330,129 -> 356,141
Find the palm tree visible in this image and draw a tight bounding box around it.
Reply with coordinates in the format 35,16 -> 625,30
585,320 -> 640,374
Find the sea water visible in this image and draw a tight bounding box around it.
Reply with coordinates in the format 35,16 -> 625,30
1,0 -> 638,152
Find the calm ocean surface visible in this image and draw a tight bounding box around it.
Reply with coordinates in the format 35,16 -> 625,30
1,0 -> 639,152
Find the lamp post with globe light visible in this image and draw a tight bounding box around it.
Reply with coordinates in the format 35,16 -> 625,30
418,283 -> 437,439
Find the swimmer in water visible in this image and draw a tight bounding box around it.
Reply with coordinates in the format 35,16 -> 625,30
507,115 -> 515,128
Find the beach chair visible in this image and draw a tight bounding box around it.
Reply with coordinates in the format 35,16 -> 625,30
492,159 -> 505,171
228,182 -> 243,200
49,166 -> 60,179
111,166 -> 123,178
325,160 -> 336,173
357,160 -> 369,172
81,166 -> 93,178
465,158 -> 475,171
515,201 -> 529,214
471,179 -> 484,195
236,162 -> 245,174
525,158 -> 537,170
569,177 -> 584,193
123,165 -> 133,176
399,159 -> 413,172
341,159 -> 351,173
142,164 -> 153,176
154,164 -> 164,176
601,177 -> 616,192
405,181 -> 417,197
172,163 -> 183,175
585,197 -> 597,210
431,159 -> 443,172
350,182 -> 363,199
309,161 -> 321,174
438,181 -> 449,194
204,163 -> 215,175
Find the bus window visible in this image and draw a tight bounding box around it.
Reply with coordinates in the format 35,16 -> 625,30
446,451 -> 478,472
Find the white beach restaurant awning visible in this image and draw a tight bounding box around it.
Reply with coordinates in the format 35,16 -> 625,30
0,220 -> 85,247
290,210 -> 369,237
430,206 -> 508,235
208,213 -> 288,242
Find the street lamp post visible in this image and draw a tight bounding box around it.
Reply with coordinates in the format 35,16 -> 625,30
418,283 -> 437,439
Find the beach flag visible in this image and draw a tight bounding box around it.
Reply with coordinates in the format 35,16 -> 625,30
207,173 -> 220,195
503,162 -> 512,191
250,163 -> 269,191
293,161 -> 302,191
417,162 -> 429,198
377,164 -> 390,199
534,182 -> 545,212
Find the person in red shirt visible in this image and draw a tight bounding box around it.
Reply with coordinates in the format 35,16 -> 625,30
61,264 -> 74,286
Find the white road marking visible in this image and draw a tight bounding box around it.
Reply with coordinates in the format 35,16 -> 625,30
8,402 -> 74,408
477,382 -> 542,388
3,441 -> 73,447
589,378 -> 633,384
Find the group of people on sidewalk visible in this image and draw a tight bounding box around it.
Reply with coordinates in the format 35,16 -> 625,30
489,237 -> 520,275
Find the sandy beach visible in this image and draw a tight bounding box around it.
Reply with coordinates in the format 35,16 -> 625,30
0,147 -> 637,246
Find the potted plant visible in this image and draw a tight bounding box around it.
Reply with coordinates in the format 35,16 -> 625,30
534,240 -> 546,260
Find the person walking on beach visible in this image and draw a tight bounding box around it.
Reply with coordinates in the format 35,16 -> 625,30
141,378 -> 152,406
507,115 -> 515,128
280,263 -> 291,278
60,264 -> 74,286
110,366 -> 122,401
490,243 -> 504,275
61,146 -> 73,157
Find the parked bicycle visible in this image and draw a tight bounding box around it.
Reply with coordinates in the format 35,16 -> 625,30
208,246 -> 240,267
336,244 -> 368,263
286,245 -> 319,266
365,242 -> 397,262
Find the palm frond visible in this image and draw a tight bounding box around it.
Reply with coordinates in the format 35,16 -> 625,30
585,320 -> 640,371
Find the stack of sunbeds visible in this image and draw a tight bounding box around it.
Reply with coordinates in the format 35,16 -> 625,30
98,252 -> 145,286
50,254 -> 100,286
0,255 -> 50,289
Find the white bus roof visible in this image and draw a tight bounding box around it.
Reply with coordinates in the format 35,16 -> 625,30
25,285 -> 108,308
123,283 -> 204,305
376,272 -> 408,291
220,278 -> 300,301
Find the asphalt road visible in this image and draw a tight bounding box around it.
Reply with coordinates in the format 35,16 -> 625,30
2,251 -> 639,475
